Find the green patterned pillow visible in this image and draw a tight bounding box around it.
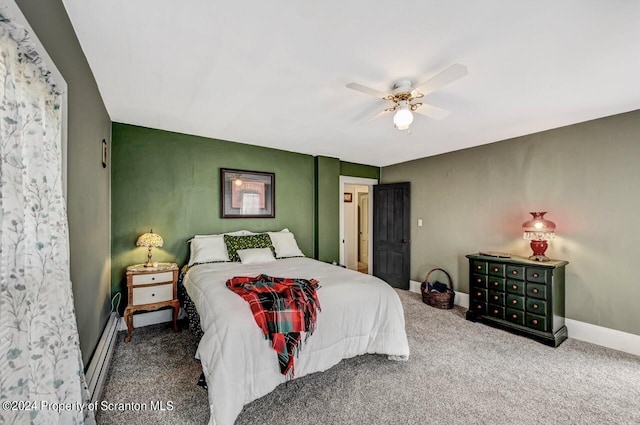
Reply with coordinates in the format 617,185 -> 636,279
224,234 -> 275,262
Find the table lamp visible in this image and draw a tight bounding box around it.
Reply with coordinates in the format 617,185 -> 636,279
136,229 -> 164,267
522,212 -> 555,261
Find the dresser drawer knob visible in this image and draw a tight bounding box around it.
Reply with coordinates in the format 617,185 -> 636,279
493,282 -> 499,286
512,285 -> 518,290
477,279 -> 482,283
512,314 -> 517,319
493,309 -> 499,314
477,265 -> 482,270
533,304 -> 538,309
532,288 -> 539,294
476,292 -> 482,297
512,270 -> 518,275
477,305 -> 482,310
532,273 -> 539,278
493,295 -> 499,301
512,299 -> 518,304
493,267 -> 498,272
532,319 -> 538,325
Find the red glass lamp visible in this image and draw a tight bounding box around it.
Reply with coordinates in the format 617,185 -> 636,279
522,212 -> 556,261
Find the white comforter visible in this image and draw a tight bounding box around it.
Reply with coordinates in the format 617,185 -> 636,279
183,257 -> 410,425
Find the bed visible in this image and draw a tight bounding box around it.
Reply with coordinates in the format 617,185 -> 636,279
181,233 -> 410,425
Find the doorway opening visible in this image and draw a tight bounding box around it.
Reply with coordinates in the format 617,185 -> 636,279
339,176 -> 377,274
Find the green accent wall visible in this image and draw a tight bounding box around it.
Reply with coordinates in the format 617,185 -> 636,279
314,156 -> 341,262
16,0 -> 112,365
340,161 -> 380,180
382,109 -> 640,336
111,124 -> 318,297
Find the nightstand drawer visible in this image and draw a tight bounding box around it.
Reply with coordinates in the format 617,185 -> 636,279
132,283 -> 173,305
132,271 -> 174,285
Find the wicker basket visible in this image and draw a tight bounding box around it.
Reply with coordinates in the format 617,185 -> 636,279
421,268 -> 455,309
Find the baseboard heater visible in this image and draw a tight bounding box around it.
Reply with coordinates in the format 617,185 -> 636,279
85,312 -> 119,403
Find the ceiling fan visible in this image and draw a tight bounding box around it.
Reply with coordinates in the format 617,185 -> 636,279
346,63 -> 468,132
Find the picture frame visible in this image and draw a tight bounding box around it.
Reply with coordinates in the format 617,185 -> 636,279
221,168 -> 275,218
344,192 -> 353,203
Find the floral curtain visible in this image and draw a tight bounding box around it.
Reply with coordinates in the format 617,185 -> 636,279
0,10 -> 92,425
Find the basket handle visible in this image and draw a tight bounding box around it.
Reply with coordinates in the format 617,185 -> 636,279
424,268 -> 454,292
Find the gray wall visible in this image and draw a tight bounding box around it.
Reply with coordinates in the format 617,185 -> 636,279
16,0 -> 112,365
382,109 -> 640,336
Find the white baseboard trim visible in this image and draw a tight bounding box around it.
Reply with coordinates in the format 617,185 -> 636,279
118,308 -> 186,331
409,280 -> 639,357
409,280 -> 469,308
86,312 -> 118,404
565,319 -> 640,357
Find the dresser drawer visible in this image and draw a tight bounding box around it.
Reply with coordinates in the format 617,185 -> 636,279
526,268 -> 547,283
132,271 -> 174,286
472,274 -> 488,288
472,261 -> 488,274
526,283 -> 547,300
488,277 -> 505,291
526,299 -> 548,316
506,294 -> 525,310
506,279 -> 525,295
506,308 -> 525,325
471,288 -> 488,302
132,283 -> 174,305
488,290 -> 505,305
488,263 -> 505,277
506,265 -> 525,280
470,301 -> 487,315
526,313 -> 548,332
488,305 -> 505,319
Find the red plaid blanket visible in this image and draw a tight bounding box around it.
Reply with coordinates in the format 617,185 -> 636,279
226,274 -> 321,377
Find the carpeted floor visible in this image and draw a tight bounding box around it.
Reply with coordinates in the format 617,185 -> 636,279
96,290 -> 640,425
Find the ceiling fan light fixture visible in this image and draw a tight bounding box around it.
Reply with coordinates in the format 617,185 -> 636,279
393,102 -> 413,131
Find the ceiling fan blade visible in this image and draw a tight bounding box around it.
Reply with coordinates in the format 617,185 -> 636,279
361,108 -> 391,124
414,103 -> 450,120
414,63 -> 468,96
346,82 -> 391,99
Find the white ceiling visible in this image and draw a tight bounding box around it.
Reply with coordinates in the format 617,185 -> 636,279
62,1 -> 640,167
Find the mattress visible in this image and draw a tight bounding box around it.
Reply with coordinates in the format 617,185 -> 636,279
183,257 -> 410,425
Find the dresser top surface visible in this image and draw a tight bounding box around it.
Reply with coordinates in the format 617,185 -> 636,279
466,253 -> 568,268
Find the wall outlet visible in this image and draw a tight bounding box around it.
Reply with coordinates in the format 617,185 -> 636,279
417,218 -> 423,227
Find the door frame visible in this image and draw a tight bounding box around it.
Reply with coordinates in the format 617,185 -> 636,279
339,176 -> 377,274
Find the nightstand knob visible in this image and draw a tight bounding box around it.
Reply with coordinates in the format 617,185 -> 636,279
512,300 -> 517,304
151,277 -> 156,280
152,293 -> 155,297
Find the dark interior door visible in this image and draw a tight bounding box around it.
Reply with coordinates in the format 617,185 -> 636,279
373,182 -> 410,289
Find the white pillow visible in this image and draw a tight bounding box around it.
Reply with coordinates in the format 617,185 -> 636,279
189,235 -> 230,265
237,248 -> 276,265
267,231 -> 305,258
193,230 -> 250,238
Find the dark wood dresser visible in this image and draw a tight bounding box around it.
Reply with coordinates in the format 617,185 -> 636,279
465,254 -> 569,347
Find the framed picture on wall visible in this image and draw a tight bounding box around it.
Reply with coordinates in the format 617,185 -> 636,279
344,192 -> 353,202
221,168 -> 275,218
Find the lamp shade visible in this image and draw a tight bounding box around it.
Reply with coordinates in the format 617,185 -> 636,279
393,101 -> 414,130
136,230 -> 164,248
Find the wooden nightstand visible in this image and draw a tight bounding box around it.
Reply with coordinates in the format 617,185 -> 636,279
124,262 -> 179,343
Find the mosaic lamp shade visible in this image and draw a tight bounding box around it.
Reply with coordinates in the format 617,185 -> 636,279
136,229 -> 164,267
522,212 -> 556,262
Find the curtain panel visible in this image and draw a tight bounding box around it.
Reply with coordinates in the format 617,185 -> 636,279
0,11 -> 92,425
